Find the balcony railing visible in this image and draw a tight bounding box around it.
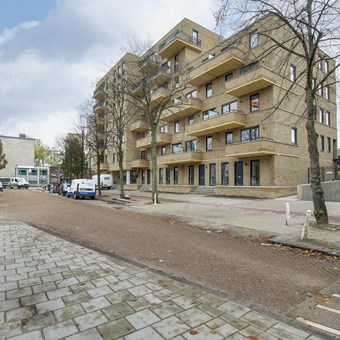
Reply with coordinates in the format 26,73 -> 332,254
130,119 -> 149,132
93,87 -> 106,99
136,132 -> 172,148
94,101 -> 105,113
158,150 -> 202,165
186,110 -> 247,137
130,158 -> 150,169
162,97 -> 203,121
159,30 -> 202,58
153,65 -> 172,85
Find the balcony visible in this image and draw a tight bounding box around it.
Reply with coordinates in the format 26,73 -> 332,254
158,151 -> 202,165
153,65 -> 171,86
139,54 -> 159,73
130,158 -> 149,169
130,119 -> 149,132
186,110 -> 247,137
150,87 -> 167,107
93,86 -> 106,100
188,48 -> 245,86
94,101 -> 105,113
225,138 -> 298,158
97,133 -> 105,141
225,66 -> 277,97
100,163 -> 109,171
162,97 -> 203,121
159,30 -> 202,59
136,133 -> 172,148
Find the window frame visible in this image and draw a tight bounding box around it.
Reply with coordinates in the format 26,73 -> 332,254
206,82 -> 212,98
249,30 -> 258,49
206,136 -> 213,151
291,127 -> 297,145
250,93 -> 259,112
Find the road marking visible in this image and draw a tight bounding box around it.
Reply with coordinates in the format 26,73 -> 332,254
316,304 -> 340,315
297,317 -> 340,336
332,294 -> 340,298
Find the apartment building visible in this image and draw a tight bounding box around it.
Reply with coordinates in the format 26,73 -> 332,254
93,17 -> 338,198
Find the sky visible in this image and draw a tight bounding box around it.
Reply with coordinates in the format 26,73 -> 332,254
0,0 -> 219,147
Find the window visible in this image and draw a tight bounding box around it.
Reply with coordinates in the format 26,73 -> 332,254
166,168 -> 170,185
141,170 -> 145,184
188,115 -> 194,125
40,170 -> 47,176
203,108 -> 218,120
290,64 -> 296,81
174,54 -> 180,72
173,167 -> 178,185
317,55 -> 322,70
118,66 -> 121,78
250,93 -> 259,112
31,169 -> 37,176
18,169 -> 27,176
172,143 -> 182,153
209,164 -> 216,186
112,153 -> 116,162
159,168 -> 163,184
202,54 -> 215,63
241,126 -> 259,142
250,160 -> 260,186
188,165 -> 194,185
222,101 -> 237,113
113,70 -> 117,82
160,146 -> 166,155
324,60 -> 329,73
141,150 -> 146,159
221,163 -> 229,185
226,132 -> 233,145
291,128 -> 297,145
192,29 -> 198,44
206,83 -> 212,98
320,135 -> 325,152
160,124 -> 168,133
186,90 -> 197,98
130,170 -> 136,184
326,111 -> 330,126
324,85 -> 330,100
318,85 -> 323,96
225,73 -> 233,82
327,137 -> 331,152
240,61 -> 258,75
206,136 -> 213,151
186,139 -> 197,151
174,75 -> 180,88
121,62 -> 125,75
174,120 -> 180,134
319,108 -> 324,123
249,30 -> 258,48
312,77 -> 317,89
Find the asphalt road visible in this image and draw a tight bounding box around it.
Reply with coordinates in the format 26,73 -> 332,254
1,189 -> 339,318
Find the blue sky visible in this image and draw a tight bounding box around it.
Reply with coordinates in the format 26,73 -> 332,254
0,0 -> 56,31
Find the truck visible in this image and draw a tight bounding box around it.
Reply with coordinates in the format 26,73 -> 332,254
92,174 -> 112,190
9,177 -> 30,189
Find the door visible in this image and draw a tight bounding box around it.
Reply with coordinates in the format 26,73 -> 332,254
234,161 -> 243,186
199,164 -> 205,186
147,169 -> 151,185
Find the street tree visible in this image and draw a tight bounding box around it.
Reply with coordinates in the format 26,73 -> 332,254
0,139 -> 8,170
35,139 -> 60,166
214,0 -> 340,225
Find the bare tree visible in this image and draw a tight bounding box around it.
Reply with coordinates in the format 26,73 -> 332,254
214,0 -> 340,225
0,140 -> 8,170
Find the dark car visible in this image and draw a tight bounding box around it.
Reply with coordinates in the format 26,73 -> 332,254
58,182 -> 70,196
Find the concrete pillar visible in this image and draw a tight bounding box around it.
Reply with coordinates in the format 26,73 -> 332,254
126,170 -> 131,185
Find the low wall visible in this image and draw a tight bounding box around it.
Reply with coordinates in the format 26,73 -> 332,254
297,180 -> 340,202
158,185 -> 195,194
214,186 -> 297,198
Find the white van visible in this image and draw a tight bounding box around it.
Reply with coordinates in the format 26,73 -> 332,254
9,177 -> 29,189
67,179 -> 96,200
92,174 -> 112,190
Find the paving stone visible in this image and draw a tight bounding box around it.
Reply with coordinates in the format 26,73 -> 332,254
7,287 -> 32,299
217,301 -> 251,318
145,282 -> 163,292
105,290 -> 136,304
197,304 -> 224,318
128,277 -> 148,286
6,272 -> 29,282
6,305 -> 38,322
87,285 -> 113,298
20,292 -> 47,306
126,296 -> 152,311
36,297 -> 65,314
0,292 -> 4,301
0,298 -> 20,312
224,332 -> 247,340
62,269 -> 84,279
47,287 -> 73,300
102,301 -> 134,320
43,319 -> 78,340
76,272 -> 100,283
267,322 -> 311,339
126,308 -> 161,329
48,266 -> 70,274
41,273 -> 63,284
18,277 -> 42,288
8,329 -> 44,340
153,315 -> 190,339
70,281 -> 96,294
66,327 -> 103,340
32,282 -> 57,294
63,291 -> 91,306
214,321 -> 239,337
54,304 -> 85,322
182,324 -> 224,340
151,301 -> 184,319
197,293 -> 228,308
172,296 -> 198,310
0,321 -> 22,338
241,310 -> 278,331
179,287 -> 206,300
28,269 -> 49,278
98,317 -> 135,339
239,325 -> 278,340
176,307 -> 212,328
110,279 -> 134,291
55,277 -> 79,289
0,281 -> 18,292
0,311 -> 4,324
154,289 -> 180,301
74,309 -> 108,331
125,326 -> 164,340
81,296 -> 111,312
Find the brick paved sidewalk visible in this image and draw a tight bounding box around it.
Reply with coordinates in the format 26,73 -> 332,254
0,221 -> 330,339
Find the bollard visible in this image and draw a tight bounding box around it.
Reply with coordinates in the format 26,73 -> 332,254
301,209 -> 311,240
154,193 -> 157,206
286,202 -> 290,226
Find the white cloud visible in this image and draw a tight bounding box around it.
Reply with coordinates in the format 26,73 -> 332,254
0,0 -> 218,147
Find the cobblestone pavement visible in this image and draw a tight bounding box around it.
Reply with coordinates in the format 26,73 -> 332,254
0,221 -> 332,340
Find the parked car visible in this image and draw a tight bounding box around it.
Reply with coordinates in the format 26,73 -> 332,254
9,177 -> 29,189
0,181 -> 3,192
67,179 -> 96,200
58,182 -> 70,196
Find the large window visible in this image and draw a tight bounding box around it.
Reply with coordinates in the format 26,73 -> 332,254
192,29 -> 198,44
186,139 -> 197,152
188,115 -> 194,125
141,150 -> 146,159
186,90 -> 197,98
166,168 -> 170,185
160,146 -> 166,155
174,54 -> 180,72
327,137 -> 331,153
250,160 -> 260,186
209,164 -> 216,186
206,136 -> 213,151
130,170 -> 136,184
174,120 -> 180,134
221,101 -> 237,113
206,83 -> 212,98
172,143 -> 182,153
160,124 -> 168,133
291,128 -> 297,145
250,93 -> 259,112
320,135 -> 325,152
18,169 -> 27,176
319,108 -> 324,123
324,85 -> 330,100
326,111 -> 331,126
159,168 -> 163,184
290,64 -> 296,82
225,73 -> 233,82
241,126 -> 259,142
189,165 -> 194,185
249,30 -> 258,49
221,162 -> 229,185
173,167 -> 178,185
225,132 -> 233,145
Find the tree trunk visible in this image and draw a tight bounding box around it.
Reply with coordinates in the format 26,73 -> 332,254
118,147 -> 125,199
305,93 -> 328,225
150,126 -> 159,203
96,154 -> 102,196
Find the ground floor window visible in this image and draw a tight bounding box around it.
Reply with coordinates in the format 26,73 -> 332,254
173,167 -> 178,185
221,162 -> 229,185
188,165 -> 194,185
147,169 -> 151,184
130,170 -> 136,184
209,163 -> 216,186
166,167 -> 170,185
159,168 -> 163,184
141,170 -> 145,184
250,160 -> 260,186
